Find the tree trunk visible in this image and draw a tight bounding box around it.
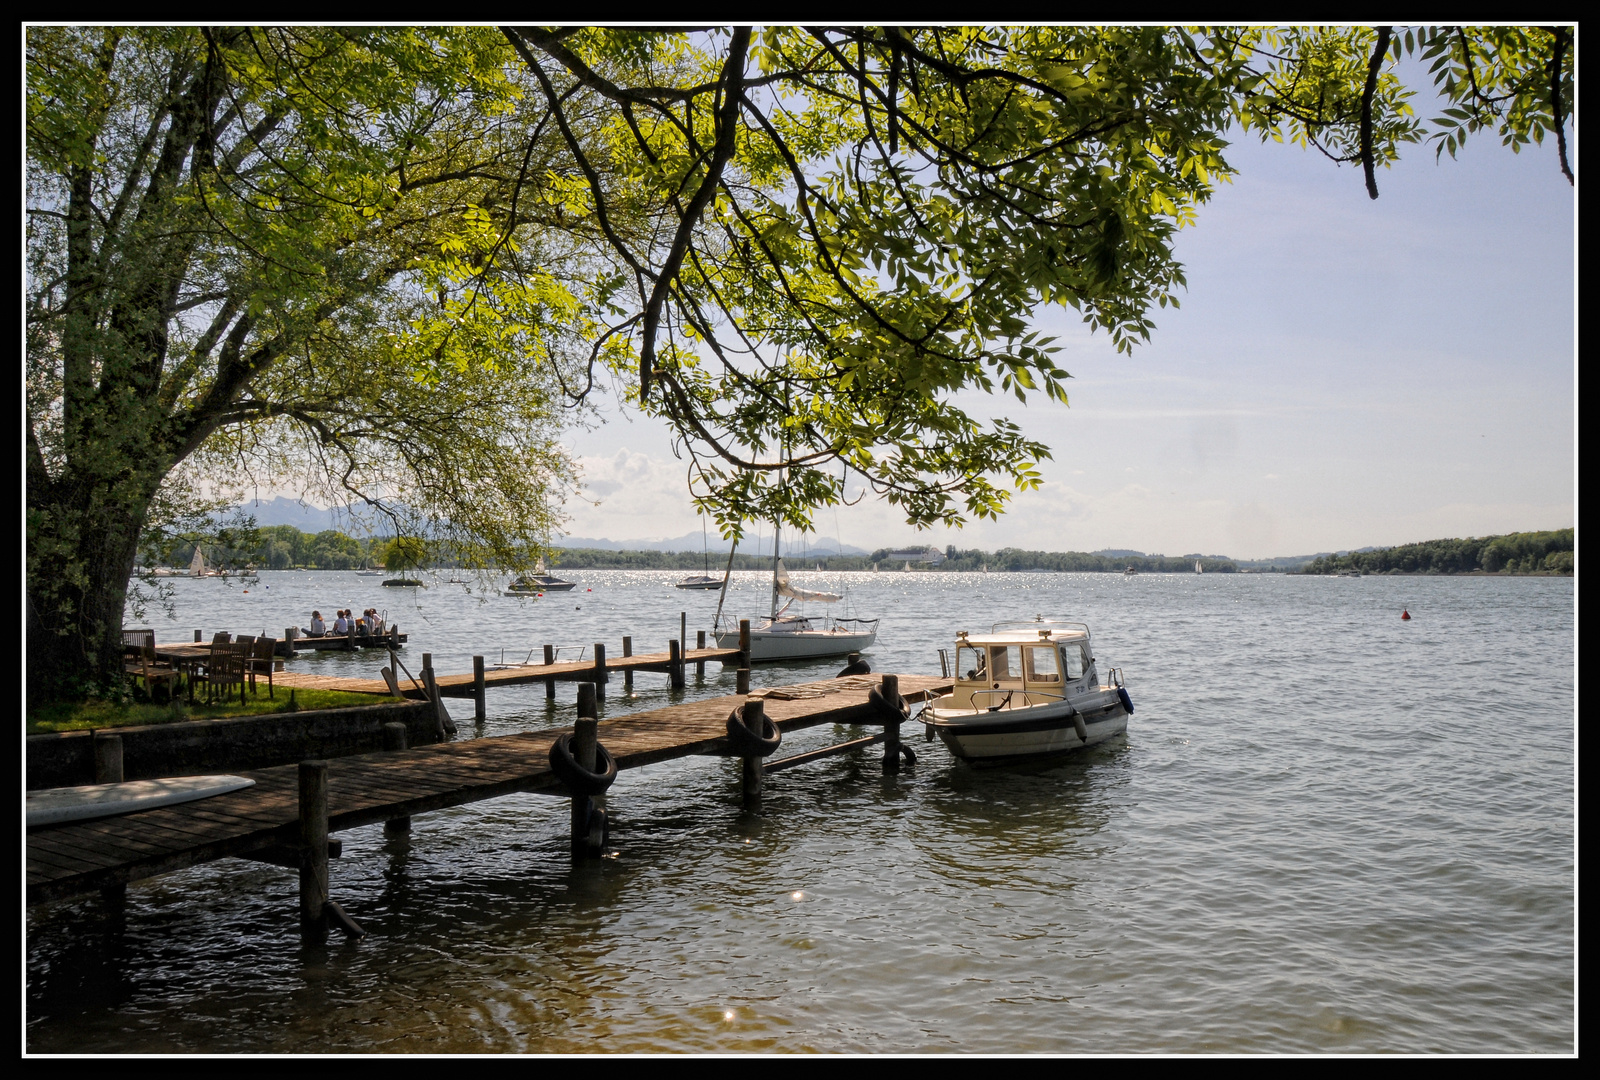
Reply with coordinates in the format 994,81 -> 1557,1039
27,466 -> 160,708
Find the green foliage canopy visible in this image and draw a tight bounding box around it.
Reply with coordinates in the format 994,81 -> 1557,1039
495,25 -> 1573,542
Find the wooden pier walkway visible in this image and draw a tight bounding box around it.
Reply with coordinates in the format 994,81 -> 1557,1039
27,674 -> 951,910
257,646 -> 743,699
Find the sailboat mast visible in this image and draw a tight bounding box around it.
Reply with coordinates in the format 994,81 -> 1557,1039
771,523 -> 782,618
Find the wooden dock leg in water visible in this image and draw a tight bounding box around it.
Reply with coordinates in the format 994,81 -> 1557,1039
622,637 -> 633,693
572,685 -> 604,856
593,643 -> 607,701
299,760 -> 329,945
382,724 -> 411,835
741,698 -> 765,806
881,674 -> 902,775
737,667 -> 750,695
697,630 -> 706,680
95,736 -> 128,914
473,656 -> 487,723
544,644 -> 556,700
670,639 -> 685,690
739,619 -> 751,671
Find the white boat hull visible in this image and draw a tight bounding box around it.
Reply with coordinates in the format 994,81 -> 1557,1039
715,627 -> 877,662
925,692 -> 1128,764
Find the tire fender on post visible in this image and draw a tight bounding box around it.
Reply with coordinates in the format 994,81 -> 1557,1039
724,706 -> 782,757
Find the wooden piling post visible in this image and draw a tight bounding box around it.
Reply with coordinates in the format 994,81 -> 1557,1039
739,619 -> 751,671
573,685 -> 600,855
680,611 -> 688,657
421,654 -> 450,738
741,697 -> 765,804
382,724 -> 411,834
91,738 -> 127,911
299,760 -> 329,944
881,674 -> 902,775
194,629 -> 202,643
669,639 -> 685,690
473,656 -> 487,723
697,630 -> 706,680
622,636 -> 633,693
593,643 -> 607,701
93,733 -> 124,785
737,667 -> 750,695
544,643 -> 556,700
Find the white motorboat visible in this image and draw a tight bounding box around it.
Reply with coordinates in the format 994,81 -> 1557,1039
923,618 -> 1133,765
713,528 -> 877,662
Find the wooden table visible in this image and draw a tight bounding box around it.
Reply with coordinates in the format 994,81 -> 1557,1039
152,643 -> 216,702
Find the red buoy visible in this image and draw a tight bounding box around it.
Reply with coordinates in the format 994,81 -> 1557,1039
1401,608 -> 1411,620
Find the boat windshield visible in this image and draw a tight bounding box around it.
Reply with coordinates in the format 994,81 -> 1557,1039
956,645 -> 986,681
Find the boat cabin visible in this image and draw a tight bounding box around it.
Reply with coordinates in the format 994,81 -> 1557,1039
946,624 -> 1097,711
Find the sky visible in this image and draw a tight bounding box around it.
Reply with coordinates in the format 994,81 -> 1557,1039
558,105 -> 1576,560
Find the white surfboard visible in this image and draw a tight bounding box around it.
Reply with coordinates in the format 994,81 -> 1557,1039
26,775 -> 256,827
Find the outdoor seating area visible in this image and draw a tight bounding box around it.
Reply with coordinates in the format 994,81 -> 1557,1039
121,630 -> 280,705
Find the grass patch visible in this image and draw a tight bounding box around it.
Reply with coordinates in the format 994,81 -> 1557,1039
27,688 -> 406,735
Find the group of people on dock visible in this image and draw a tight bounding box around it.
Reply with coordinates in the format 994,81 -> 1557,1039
304,607 -> 385,638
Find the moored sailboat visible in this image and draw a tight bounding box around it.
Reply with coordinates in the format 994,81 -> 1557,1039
713,526 -> 877,662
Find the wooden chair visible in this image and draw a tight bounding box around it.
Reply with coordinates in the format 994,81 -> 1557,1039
128,644 -> 180,702
248,637 -> 278,698
200,638 -> 246,705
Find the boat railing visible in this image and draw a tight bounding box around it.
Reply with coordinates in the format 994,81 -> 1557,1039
965,687 -> 1067,712
990,618 -> 1089,635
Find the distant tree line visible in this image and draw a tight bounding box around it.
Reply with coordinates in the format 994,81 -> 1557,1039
151,526 -> 445,573
1301,529 -> 1573,575
557,546 -> 1240,573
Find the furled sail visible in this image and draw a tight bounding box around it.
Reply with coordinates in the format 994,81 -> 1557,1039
773,558 -> 840,604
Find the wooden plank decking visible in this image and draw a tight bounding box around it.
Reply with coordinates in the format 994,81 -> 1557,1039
160,644 -> 744,699
27,674 -> 951,906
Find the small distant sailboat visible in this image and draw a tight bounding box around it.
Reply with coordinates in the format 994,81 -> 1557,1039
1195,560 -> 1203,574
676,518 -> 726,590
189,548 -> 219,578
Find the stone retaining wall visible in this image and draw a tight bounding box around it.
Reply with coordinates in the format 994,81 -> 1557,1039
27,700 -> 443,790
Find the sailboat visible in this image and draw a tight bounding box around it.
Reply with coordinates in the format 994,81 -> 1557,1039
189,548 -> 218,578
1195,559 -> 1203,574
713,525 -> 877,662
676,518 -> 724,589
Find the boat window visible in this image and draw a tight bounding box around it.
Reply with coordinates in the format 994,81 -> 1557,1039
956,645 -> 986,681
1024,646 -> 1060,684
989,646 -> 1022,681
1062,644 -> 1086,680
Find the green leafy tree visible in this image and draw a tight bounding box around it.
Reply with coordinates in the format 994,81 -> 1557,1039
495,25 -> 1573,544
28,25 -> 1573,703
377,536 -> 429,573
26,27 -> 590,700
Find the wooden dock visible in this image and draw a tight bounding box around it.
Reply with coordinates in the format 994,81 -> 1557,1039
27,674 -> 952,918
161,643 -> 742,700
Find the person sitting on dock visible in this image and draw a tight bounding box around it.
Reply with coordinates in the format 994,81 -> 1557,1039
333,610 -> 350,635
355,608 -> 373,636
307,610 -> 326,637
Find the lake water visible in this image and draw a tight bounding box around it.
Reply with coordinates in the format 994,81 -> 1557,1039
26,570 -> 1575,1053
